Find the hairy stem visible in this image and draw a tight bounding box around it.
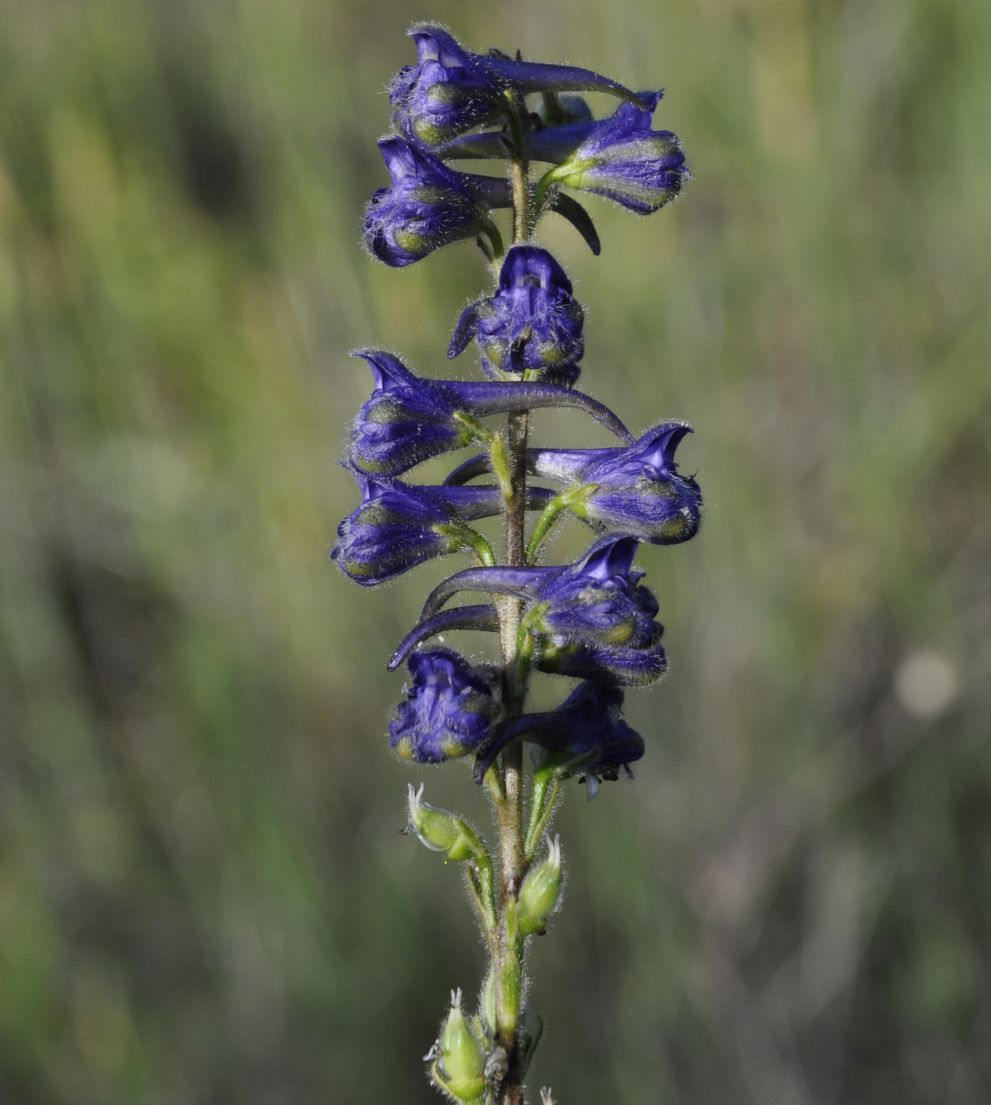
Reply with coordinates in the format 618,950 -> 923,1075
491,101 -> 532,1105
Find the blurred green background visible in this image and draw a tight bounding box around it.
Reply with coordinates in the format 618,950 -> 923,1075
2,0 -> 989,1102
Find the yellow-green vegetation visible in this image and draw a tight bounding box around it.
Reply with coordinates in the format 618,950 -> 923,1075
1,1 -> 989,1103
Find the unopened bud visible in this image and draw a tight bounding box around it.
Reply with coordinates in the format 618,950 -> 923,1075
518,835 -> 563,935
407,784 -> 482,862
437,989 -> 486,1102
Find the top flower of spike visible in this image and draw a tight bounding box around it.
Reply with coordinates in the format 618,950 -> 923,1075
390,24 -> 644,148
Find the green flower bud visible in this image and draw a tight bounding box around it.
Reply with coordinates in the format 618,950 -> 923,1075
518,835 -> 563,936
436,989 -> 486,1103
407,784 -> 483,862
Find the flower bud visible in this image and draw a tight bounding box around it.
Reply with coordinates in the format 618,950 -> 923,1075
435,989 -> 486,1102
407,784 -> 484,862
518,836 -> 563,935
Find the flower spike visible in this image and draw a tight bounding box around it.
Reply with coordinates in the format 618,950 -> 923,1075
337,26 -> 701,1104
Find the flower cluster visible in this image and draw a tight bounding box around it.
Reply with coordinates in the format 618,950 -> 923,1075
334,23 -> 699,1105
363,24 -> 689,270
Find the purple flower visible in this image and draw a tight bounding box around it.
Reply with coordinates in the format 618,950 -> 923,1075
448,246 -> 584,384
475,681 -> 644,796
390,536 -> 667,685
545,95 -> 687,214
347,349 -> 632,477
390,26 -> 508,147
444,423 -> 702,544
363,138 -> 510,268
390,648 -> 497,764
441,94 -> 687,216
532,535 -> 661,649
535,634 -> 667,687
390,24 -> 643,150
347,350 -> 475,476
333,473 -> 555,586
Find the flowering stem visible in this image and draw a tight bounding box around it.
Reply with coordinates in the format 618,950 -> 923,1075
491,99 -> 533,1105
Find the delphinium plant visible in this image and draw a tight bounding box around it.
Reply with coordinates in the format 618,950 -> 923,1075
333,24 -> 701,1105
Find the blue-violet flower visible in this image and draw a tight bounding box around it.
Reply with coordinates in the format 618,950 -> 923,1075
333,473 -> 556,585
475,681 -> 644,796
363,138 -> 510,267
347,349 -> 632,477
444,423 -> 702,544
542,95 -> 687,214
391,536 -> 667,685
390,24 -> 643,149
390,648 -> 497,764
448,245 -> 585,384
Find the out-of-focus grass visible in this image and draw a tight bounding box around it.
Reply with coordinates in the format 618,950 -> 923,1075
1,1 -> 989,1102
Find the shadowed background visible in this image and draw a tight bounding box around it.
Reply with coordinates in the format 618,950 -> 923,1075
2,0 -> 990,1102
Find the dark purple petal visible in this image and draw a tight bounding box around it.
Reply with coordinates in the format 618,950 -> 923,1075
333,473 -> 557,586
438,91 -> 662,164
546,192 -> 601,256
448,299 -> 482,359
347,350 -> 632,475
474,681 -> 644,784
482,425 -> 703,544
531,535 -> 661,652
437,482 -> 556,520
